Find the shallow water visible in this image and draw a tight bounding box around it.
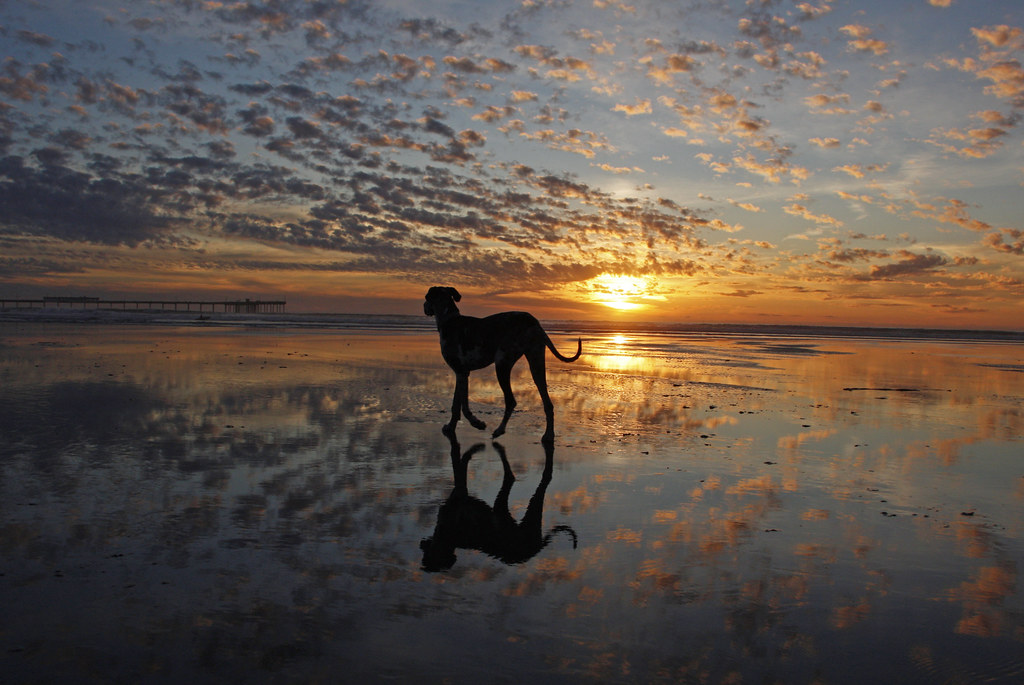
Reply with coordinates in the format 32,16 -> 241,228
1,323 -> 1022,683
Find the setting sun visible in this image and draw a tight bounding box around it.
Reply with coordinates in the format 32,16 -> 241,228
586,274 -> 663,312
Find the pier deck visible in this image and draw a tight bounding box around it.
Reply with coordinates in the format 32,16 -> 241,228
0,297 -> 285,313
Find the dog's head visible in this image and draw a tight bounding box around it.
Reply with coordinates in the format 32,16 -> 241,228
423,286 -> 461,317
419,536 -> 457,572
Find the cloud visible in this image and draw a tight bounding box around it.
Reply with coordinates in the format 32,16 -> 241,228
784,202 -> 843,227
513,44 -> 594,81
867,251 -> 948,279
809,137 -> 841,148
0,156 -> 177,246
0,61 -> 51,102
919,197 -> 993,233
443,56 -> 516,74
926,123 -> 1010,158
644,53 -> 700,85
795,3 -> 835,20
824,246 -> 889,263
840,24 -> 889,56
734,153 -> 809,184
728,199 -> 764,213
943,25 -> 1024,108
833,163 -> 888,178
594,163 -> 642,174
16,30 -> 55,47
984,228 -> 1024,255
519,128 -> 614,159
613,98 -> 652,116
783,51 -> 828,80
804,92 -> 852,114
971,25 -> 1022,48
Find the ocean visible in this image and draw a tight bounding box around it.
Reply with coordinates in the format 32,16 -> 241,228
2,305 -> 1022,341
1,316 -> 1022,683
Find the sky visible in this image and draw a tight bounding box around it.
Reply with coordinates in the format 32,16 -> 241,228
1,0 -> 1022,328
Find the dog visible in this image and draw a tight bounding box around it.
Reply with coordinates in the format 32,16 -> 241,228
420,435 -> 577,571
423,286 -> 581,443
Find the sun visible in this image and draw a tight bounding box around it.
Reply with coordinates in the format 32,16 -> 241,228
586,273 -> 662,312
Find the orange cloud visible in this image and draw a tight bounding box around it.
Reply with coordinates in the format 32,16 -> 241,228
840,24 -> 889,56
809,137 -> 841,148
613,98 -> 652,116
784,203 -> 843,227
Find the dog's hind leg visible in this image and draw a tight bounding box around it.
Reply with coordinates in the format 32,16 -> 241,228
526,348 -> 556,442
491,357 -> 519,439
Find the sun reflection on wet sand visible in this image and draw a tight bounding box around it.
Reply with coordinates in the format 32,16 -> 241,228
0,323 -> 1021,683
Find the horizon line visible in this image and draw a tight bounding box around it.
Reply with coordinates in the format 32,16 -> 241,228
2,305 -> 1022,338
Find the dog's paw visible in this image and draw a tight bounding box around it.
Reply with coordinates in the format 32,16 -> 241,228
470,418 -> 486,431
442,423 -> 457,437
491,427 -> 505,439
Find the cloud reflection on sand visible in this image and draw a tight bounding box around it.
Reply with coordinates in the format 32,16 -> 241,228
0,323 -> 1022,683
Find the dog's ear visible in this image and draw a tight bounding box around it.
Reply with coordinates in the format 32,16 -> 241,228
423,301 -> 434,316
448,287 -> 461,302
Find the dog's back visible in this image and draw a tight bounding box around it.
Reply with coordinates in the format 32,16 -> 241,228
421,491 -> 551,568
438,311 -> 545,371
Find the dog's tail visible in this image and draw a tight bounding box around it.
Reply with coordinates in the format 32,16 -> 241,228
546,334 -> 582,363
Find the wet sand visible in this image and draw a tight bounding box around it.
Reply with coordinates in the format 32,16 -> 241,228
1,322 -> 1022,683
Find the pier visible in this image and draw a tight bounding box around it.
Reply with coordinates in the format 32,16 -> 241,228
0,297 -> 286,314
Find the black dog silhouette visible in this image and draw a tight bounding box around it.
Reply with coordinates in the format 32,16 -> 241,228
423,286 -> 582,442
420,434 -> 577,572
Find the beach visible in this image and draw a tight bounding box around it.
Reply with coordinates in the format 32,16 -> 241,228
1,320 -> 1022,683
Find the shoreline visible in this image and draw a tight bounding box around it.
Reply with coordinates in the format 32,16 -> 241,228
2,307 -> 1023,343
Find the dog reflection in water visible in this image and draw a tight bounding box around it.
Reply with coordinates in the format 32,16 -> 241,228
420,434 -> 578,572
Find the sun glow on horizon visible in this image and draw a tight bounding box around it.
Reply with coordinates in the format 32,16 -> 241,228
586,274 -> 665,312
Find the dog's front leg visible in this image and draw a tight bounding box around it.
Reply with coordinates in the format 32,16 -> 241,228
491,441 -> 516,522
446,370 -> 466,436
445,372 -> 486,435
458,373 -> 487,431
443,373 -> 466,436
